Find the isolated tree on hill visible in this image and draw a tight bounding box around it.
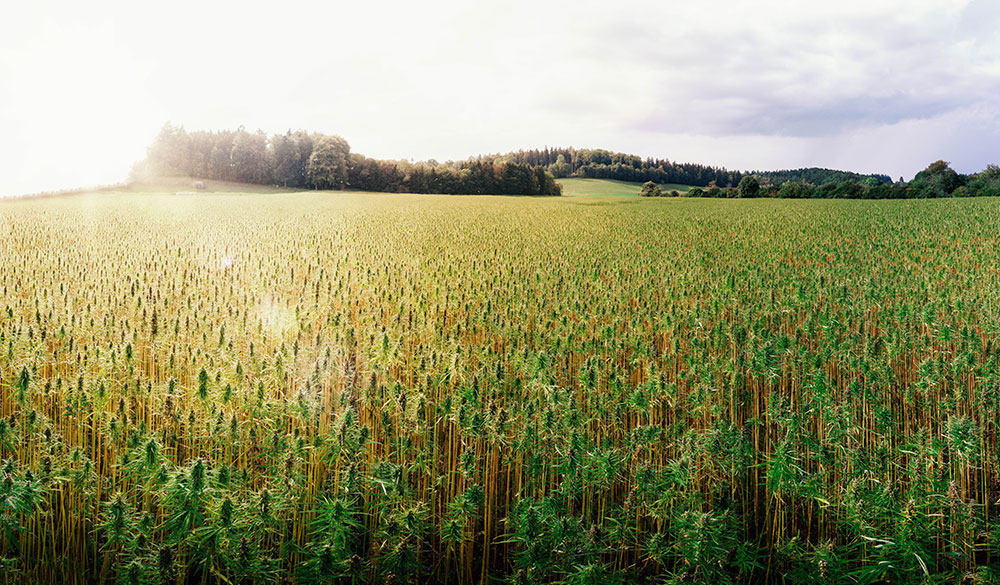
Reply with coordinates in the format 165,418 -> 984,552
307,135 -> 351,190
639,181 -> 662,197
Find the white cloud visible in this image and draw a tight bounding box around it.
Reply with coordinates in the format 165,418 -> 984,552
1,0 -> 999,195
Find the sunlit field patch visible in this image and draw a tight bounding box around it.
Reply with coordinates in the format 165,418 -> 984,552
1,190 -> 1000,583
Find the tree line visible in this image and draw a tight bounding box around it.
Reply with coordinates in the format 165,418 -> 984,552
138,123 -> 562,196
640,160 -> 1000,199
499,147 -> 744,187
498,148 -> 895,188
141,123 -> 1000,200
753,167 -> 892,186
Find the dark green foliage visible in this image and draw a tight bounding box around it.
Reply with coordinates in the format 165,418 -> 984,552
675,160 -> 1000,200
908,160 -> 966,197
756,167 -> 892,186
964,164 -> 1000,197
500,146 -> 743,187
638,181 -> 663,197
777,181 -> 816,199
737,175 -> 760,198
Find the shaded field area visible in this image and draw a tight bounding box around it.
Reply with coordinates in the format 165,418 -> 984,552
1,190 -> 999,583
126,177 -> 300,194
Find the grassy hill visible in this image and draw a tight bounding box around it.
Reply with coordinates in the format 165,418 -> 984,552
557,177 -> 693,197
127,176 -> 298,194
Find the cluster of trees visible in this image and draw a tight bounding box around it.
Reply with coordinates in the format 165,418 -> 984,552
142,124 -> 317,187
142,123 -> 1000,200
139,123 -> 562,196
648,161 -> 1000,200
497,147 -> 744,187
754,167 -> 892,186
907,159 -> 1000,198
347,155 -> 560,196
638,181 -> 679,197
488,148 -> 906,192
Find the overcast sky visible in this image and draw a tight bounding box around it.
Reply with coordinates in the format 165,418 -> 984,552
2,0 -> 999,196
